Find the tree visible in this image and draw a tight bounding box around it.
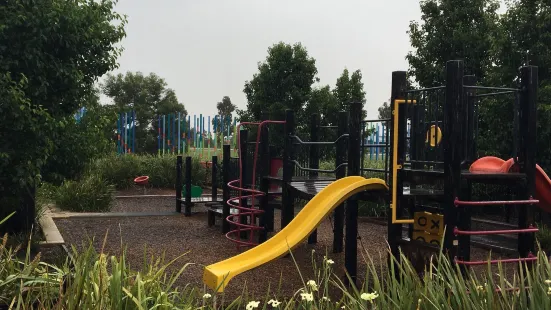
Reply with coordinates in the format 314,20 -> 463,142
0,0 -> 126,233
239,42 -> 319,124
217,96 -> 237,118
406,0 -> 500,87
333,68 -> 367,121
378,101 -> 391,120
102,71 -> 187,153
483,0 -> 551,167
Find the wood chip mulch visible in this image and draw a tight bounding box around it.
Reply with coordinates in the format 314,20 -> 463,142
53,199 -> 523,301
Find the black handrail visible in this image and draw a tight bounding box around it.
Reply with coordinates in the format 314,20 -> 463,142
470,90 -> 517,98
290,160 -> 348,174
405,86 -> 446,93
464,85 -> 519,92
290,134 -> 349,146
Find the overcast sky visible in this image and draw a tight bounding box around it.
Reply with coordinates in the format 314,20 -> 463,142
101,0 -> 423,119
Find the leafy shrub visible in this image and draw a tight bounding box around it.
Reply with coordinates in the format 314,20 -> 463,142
54,174 -> 115,212
87,154 -> 208,190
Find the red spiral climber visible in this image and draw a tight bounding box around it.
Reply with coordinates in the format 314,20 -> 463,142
225,120 -> 285,248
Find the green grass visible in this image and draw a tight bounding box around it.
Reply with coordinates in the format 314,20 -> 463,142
4,227 -> 551,309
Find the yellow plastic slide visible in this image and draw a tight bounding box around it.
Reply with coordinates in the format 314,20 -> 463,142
203,176 -> 388,292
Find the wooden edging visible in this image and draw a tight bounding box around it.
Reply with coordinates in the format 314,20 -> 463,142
38,210 -> 64,247
50,211 -> 182,219
115,194 -> 176,199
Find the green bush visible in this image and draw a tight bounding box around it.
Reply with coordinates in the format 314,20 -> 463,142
87,154 -> 207,190
54,174 -> 115,212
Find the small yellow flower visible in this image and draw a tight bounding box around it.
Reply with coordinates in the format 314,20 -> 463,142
360,291 -> 379,302
322,296 -> 330,302
547,287 -> 551,295
476,285 -> 484,292
268,299 -> 281,307
306,280 -> 318,291
246,301 -> 260,310
202,293 -> 211,299
300,292 -> 314,302
546,279 -> 551,285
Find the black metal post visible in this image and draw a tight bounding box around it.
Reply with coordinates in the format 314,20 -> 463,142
388,71 -> 407,264
345,101 -> 362,286
281,110 -> 296,229
240,129 -> 249,239
443,60 -> 464,260
333,111 -> 349,253
308,114 -> 320,244
518,65 -> 538,257
211,155 -> 218,202
457,75 -> 475,268
176,155 -> 183,213
259,112 -> 271,243
222,144 -> 231,234
184,156 -> 192,216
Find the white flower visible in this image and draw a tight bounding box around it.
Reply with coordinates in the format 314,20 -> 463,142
300,292 -> 314,302
360,291 -> 379,302
246,301 -> 260,310
322,296 -> 330,302
268,299 -> 281,307
202,293 -> 211,299
324,256 -> 335,265
306,280 -> 318,291
341,306 -> 346,309
548,287 -> 551,295
546,279 -> 551,284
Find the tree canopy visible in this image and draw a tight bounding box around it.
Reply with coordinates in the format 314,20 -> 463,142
0,0 -> 126,233
102,71 -> 187,153
239,42 -> 319,123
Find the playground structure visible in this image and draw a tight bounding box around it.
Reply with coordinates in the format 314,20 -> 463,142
156,113 -> 237,157
115,112 -> 239,156
184,59 -> 547,293
116,111 -> 136,154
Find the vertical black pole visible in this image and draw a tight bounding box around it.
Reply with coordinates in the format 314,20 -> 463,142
388,71 -> 407,264
518,65 -> 538,257
259,112 -> 270,243
239,129 -> 249,239
333,111 -> 349,253
308,114 -> 320,244
222,144 -> 231,234
345,101 -> 362,286
281,110 -> 296,229
211,155 -> 218,202
176,155 -> 183,213
443,60 -> 464,260
457,75 -> 476,268
463,75 -> 477,167
184,156 -> 192,216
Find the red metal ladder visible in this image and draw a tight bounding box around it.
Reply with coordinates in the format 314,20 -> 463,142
453,197 -> 539,265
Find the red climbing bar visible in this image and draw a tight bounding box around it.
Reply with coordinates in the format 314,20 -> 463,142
454,197 -> 539,206
454,226 -> 538,236
455,254 -> 537,266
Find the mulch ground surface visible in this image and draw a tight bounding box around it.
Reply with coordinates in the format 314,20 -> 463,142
54,199 -> 520,301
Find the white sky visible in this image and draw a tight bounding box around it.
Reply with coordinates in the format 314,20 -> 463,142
100,0 -> 424,119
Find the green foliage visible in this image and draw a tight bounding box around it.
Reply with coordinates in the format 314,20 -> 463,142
240,42 -> 319,123
407,0 -> 499,87
42,89 -> 118,184
0,0 -> 126,233
378,101 -> 391,120
88,154 -> 207,190
54,174 -> 115,212
102,71 -> 187,154
333,68 -> 367,117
